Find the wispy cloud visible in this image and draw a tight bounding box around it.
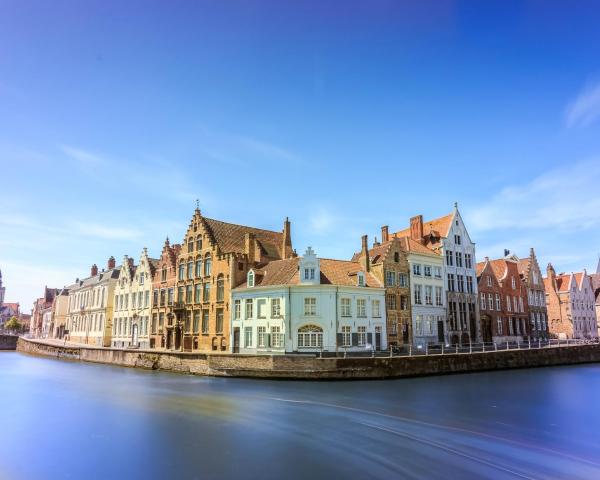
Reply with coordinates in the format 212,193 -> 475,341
69,222 -> 142,241
60,144 -> 107,166
565,81 -> 600,128
468,159 -> 600,232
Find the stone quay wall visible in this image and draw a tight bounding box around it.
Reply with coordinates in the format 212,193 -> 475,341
0,335 -> 18,350
17,337 -> 600,380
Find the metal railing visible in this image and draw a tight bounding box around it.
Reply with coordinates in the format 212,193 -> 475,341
311,338 -> 600,359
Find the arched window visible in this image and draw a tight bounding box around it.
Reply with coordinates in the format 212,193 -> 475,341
217,275 -> 225,301
178,263 -> 185,281
297,324 -> 323,348
188,239 -> 194,253
187,261 -> 194,279
195,258 -> 203,278
204,254 -> 212,276
247,271 -> 254,288
196,236 -> 202,251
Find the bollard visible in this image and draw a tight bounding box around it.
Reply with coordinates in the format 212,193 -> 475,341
538,338 -> 541,349
409,345 -> 412,356
494,342 -> 497,352
442,344 -> 444,355
425,343 -> 428,356
528,339 -> 531,349
506,341 -> 509,351
469,342 -> 472,354
456,344 -> 458,354
389,347 -> 393,358
482,343 -> 485,353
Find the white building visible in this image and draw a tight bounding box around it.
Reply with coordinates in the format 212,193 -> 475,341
112,249 -> 157,349
230,247 -> 387,354
403,237 -> 446,347
394,204 -> 479,345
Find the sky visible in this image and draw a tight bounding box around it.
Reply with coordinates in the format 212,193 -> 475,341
1,0 -> 600,310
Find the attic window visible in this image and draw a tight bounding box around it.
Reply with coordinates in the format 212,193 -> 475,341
248,271 -> 255,288
394,252 -> 399,263
357,272 -> 365,287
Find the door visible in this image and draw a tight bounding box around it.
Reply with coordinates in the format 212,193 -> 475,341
481,316 -> 492,343
375,326 -> 382,351
402,323 -> 409,343
437,320 -> 445,343
131,323 -> 138,346
233,327 -> 240,353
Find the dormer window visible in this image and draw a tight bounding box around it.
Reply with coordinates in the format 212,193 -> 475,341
248,271 -> 255,288
357,272 -> 365,287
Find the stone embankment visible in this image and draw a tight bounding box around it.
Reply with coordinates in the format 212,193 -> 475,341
17,337 -> 600,380
0,335 -> 18,350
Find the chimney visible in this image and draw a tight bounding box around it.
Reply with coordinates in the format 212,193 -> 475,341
381,226 -> 389,243
410,215 -> 423,242
547,263 -> 557,291
504,249 -> 510,257
107,256 -> 116,270
360,235 -> 370,272
245,232 -> 256,263
485,256 -> 489,262
90,264 -> 98,277
373,236 -> 380,248
282,217 -> 293,259
128,257 -> 134,269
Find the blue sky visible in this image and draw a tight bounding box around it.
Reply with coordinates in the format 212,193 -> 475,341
1,1 -> 600,309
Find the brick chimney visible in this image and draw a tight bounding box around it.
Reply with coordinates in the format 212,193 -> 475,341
107,256 -> 116,270
360,235 -> 370,272
90,264 -> 98,277
245,232 -> 256,263
381,225 -> 389,243
282,217 -> 293,259
547,263 -> 557,291
127,257 -> 134,269
410,215 -> 423,242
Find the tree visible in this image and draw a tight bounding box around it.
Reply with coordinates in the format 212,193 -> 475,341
4,316 -> 23,333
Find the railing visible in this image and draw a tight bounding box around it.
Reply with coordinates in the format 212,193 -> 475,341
311,338 -> 600,359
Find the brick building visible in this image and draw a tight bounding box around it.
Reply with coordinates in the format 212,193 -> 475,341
30,287 -> 58,338
476,255 -> 529,343
150,238 -> 181,349
516,248 -> 549,340
172,207 -> 294,352
544,264 -> 598,339
352,228 -> 411,347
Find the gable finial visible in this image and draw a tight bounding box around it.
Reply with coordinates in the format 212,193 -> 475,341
454,201 -> 458,209
195,198 -> 200,211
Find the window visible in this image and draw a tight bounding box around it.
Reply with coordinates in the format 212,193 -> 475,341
341,298 -> 351,317
519,297 -> 523,313
188,240 -> 194,253
245,299 -> 253,319
372,299 -> 381,317
203,283 -> 210,302
132,293 -> 137,308
487,275 -> 492,287
456,252 -> 463,267
297,325 -> 323,348
257,299 -> 267,319
466,276 -> 473,294
186,285 -> 193,303
394,252 -> 399,262
513,296 -> 518,312
159,313 -> 164,329
144,290 -> 149,307
310,268 -> 315,280
217,276 -> 224,301
244,327 -> 253,347
457,274 -> 464,292
216,309 -> 223,334
195,260 -> 202,278
425,285 -> 433,305
357,299 -> 366,317
506,295 -> 512,312
435,287 -> 443,306
413,264 -> 422,275
204,254 -> 212,276
497,317 -> 503,335
495,294 -> 501,311
424,265 -> 432,277
465,253 -> 472,269
416,315 -> 423,335
385,271 -> 395,287
202,310 -> 209,334
357,272 -> 365,287
161,267 -> 167,282
398,272 -> 408,286
448,274 -> 455,292
271,326 -> 282,348
139,273 -> 145,285
386,294 -> 397,310
487,293 -> 493,310
357,326 -> 367,346
187,262 -> 193,280
193,311 -> 200,333
153,289 -> 159,306
480,293 -> 487,310
194,284 -> 201,303
401,295 -> 408,310
414,285 -> 422,305
271,298 -> 281,317
177,287 -> 184,303
168,288 -> 174,305
433,267 -> 442,279
511,277 -> 516,289
234,299 -> 241,319
509,318 -> 514,335
304,297 -> 316,316
342,326 -> 351,346
446,250 -> 454,266
248,271 -> 255,287
454,234 -> 461,245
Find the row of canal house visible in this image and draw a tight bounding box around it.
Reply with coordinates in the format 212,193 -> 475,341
46,203 -> 598,351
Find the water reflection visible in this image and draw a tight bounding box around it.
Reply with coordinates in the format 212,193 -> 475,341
1,353 -> 600,479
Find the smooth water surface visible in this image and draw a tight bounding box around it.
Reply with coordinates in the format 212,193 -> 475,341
1,353 -> 600,479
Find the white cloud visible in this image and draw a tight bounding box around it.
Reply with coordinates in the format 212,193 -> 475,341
565,81 -> 600,128
69,222 -> 142,241
60,144 -> 107,166
468,159 -> 600,232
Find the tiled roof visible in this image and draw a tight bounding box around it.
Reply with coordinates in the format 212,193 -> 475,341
393,213 -> 454,240
236,258 -> 383,289
202,217 -> 283,258
488,259 -> 508,281
398,236 -> 439,256
517,257 -> 531,276
475,261 -> 488,277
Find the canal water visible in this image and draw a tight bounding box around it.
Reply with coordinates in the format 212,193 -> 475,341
1,353 -> 600,480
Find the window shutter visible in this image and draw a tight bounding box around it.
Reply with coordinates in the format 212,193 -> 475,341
337,333 -> 343,346
352,333 -> 358,346
367,333 -> 373,345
